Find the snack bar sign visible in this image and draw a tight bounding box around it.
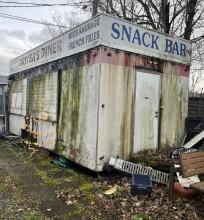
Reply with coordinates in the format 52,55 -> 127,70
9,16 -> 101,74
9,14 -> 191,74
101,15 -> 191,65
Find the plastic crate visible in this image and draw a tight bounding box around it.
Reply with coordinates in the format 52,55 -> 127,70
131,174 -> 152,196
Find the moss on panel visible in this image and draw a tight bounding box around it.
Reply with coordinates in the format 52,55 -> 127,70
57,66 -> 83,152
160,66 -> 188,148
70,67 -> 82,144
28,75 -> 46,117
27,72 -> 58,120
8,80 -> 24,111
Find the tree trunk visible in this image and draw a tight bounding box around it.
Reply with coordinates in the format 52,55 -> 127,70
92,0 -> 98,17
160,0 -> 170,34
184,0 -> 198,40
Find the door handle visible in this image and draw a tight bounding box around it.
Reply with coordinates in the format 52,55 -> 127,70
155,111 -> 159,118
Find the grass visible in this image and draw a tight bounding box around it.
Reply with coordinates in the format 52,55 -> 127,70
131,212 -> 151,220
80,182 -> 94,192
24,212 -> 50,220
0,183 -> 10,192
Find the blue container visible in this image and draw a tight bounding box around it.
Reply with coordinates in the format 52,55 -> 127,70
131,174 -> 152,196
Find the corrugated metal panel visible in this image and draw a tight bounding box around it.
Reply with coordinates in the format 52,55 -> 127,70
9,114 -> 25,135
58,64 -> 100,170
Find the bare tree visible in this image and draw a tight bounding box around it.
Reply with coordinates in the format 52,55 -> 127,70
42,11 -> 82,38
27,0 -> 204,92
84,0 -> 204,93
91,0 -> 204,40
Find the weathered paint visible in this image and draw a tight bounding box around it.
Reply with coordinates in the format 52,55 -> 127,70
8,14 -> 192,171
160,63 -> 189,147
58,60 -> 100,170
8,46 -> 190,171
32,119 -> 57,150
8,79 -> 27,116
9,114 -> 25,135
27,71 -> 58,121
96,47 -> 189,170
96,64 -> 135,171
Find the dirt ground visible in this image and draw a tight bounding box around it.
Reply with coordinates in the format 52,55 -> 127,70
0,139 -> 203,220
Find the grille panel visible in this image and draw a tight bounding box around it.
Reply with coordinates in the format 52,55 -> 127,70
109,157 -> 169,185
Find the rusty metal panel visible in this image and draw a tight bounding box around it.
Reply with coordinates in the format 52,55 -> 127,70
27,72 -> 58,122
32,119 -> 57,150
9,114 -> 25,135
58,64 -> 100,170
160,63 -> 189,147
8,79 -> 27,116
96,64 -> 135,171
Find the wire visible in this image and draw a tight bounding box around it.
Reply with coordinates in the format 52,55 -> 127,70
0,4 -> 86,7
0,12 -> 69,28
0,0 -> 89,6
0,0 -> 84,4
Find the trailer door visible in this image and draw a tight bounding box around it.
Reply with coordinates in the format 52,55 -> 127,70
133,70 -> 160,153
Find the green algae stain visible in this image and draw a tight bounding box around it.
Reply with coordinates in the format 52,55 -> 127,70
70,68 -> 82,144
28,75 -> 46,117
8,80 -> 24,111
57,67 -> 83,152
160,70 -> 186,148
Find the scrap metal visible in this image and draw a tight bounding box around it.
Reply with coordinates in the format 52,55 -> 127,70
109,157 -> 169,185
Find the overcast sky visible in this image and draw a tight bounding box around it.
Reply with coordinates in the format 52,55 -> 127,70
0,0 -> 88,75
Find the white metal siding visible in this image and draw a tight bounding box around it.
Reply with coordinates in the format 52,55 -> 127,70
9,79 -> 27,116
58,64 -> 100,170
28,72 -> 58,121
9,114 -> 25,135
97,64 -> 135,171
33,119 -> 57,150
